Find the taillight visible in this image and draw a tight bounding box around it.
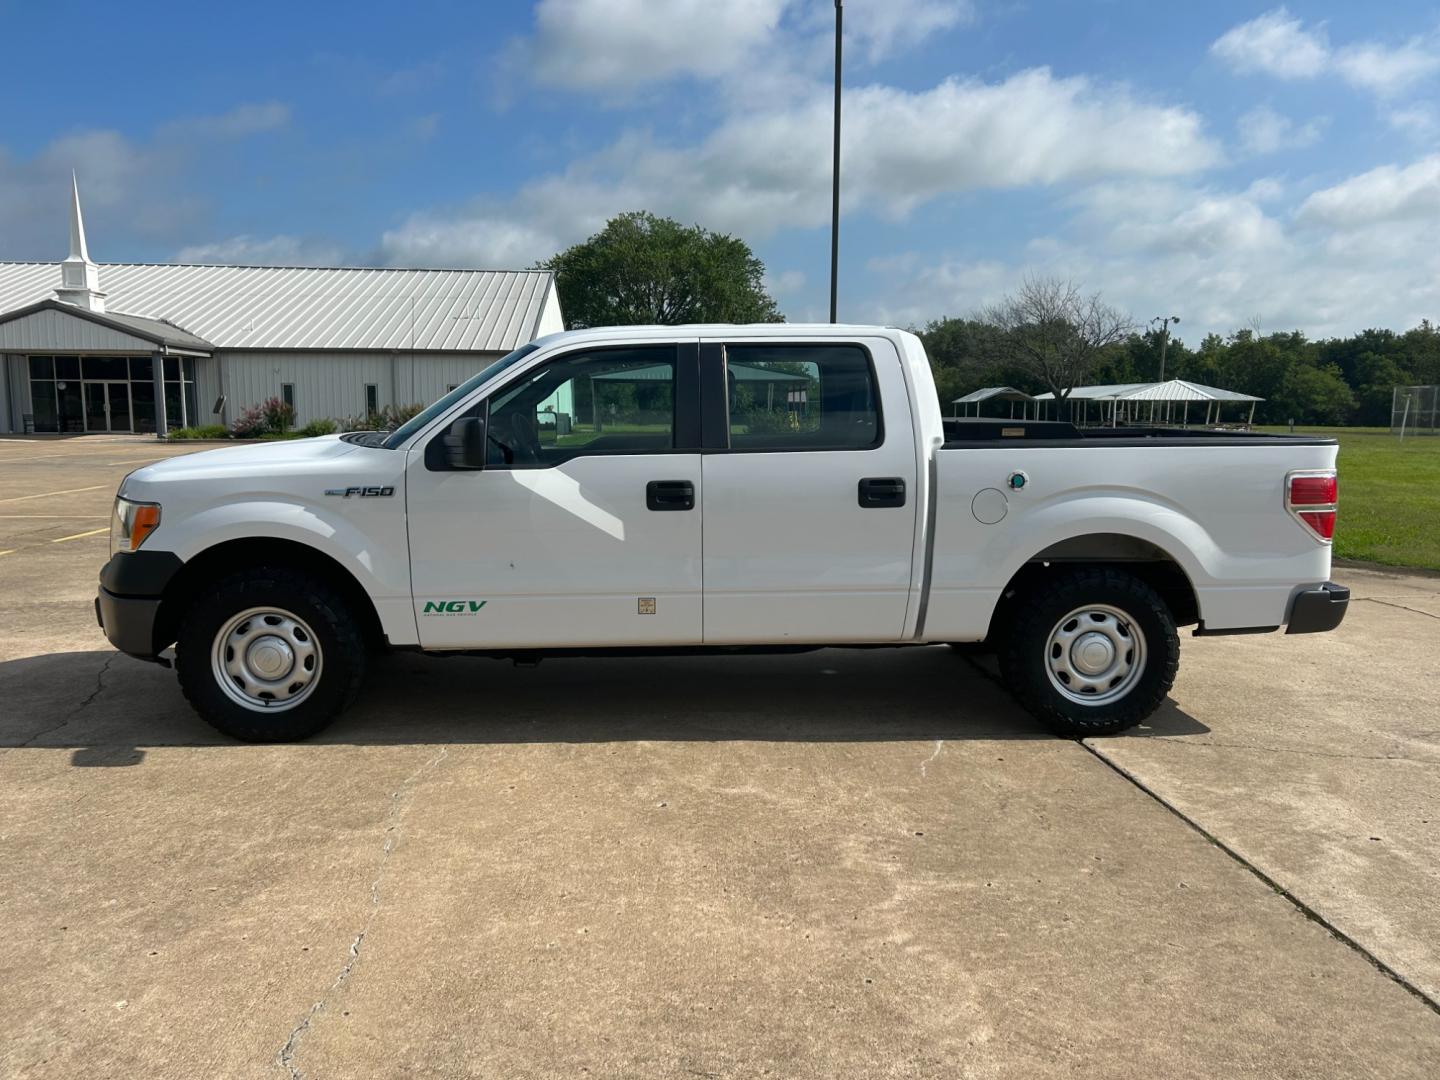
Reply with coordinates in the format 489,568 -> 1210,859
1286,471 -> 1337,542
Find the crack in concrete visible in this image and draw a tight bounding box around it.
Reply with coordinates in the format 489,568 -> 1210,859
919,739 -> 944,779
1138,735 -> 1440,767
14,654 -> 117,748
956,653 -> 1440,1018
1356,597 -> 1440,621
276,746 -> 448,1079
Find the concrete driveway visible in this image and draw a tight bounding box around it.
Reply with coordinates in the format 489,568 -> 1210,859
1,435 -> 1437,1079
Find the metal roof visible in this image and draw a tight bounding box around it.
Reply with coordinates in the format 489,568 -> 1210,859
0,262 -> 557,352
0,298 -> 214,354
952,386 -> 1034,404
1033,379 -> 1263,403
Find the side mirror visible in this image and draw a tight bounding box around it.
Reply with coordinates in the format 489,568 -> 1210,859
445,416 -> 487,470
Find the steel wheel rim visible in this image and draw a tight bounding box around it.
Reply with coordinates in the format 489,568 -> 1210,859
1044,603 -> 1146,706
211,606 -> 322,712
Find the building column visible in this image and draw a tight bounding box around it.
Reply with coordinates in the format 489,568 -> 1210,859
152,352 -> 167,439
178,362 -> 189,429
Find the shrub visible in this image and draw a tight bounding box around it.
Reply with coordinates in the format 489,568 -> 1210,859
299,418 -> 338,438
338,403 -> 424,433
168,424 -> 229,440
261,396 -> 295,434
231,404 -> 267,438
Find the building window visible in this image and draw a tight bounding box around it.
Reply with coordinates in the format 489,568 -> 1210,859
365,383 -> 379,417
282,383 -> 295,411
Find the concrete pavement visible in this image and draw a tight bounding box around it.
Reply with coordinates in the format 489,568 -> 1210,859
1,435 -> 1437,1078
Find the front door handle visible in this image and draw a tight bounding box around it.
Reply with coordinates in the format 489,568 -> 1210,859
647,479 -> 695,511
858,476 -> 906,508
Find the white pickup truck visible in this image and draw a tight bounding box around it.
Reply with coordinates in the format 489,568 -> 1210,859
97,324 -> 1347,742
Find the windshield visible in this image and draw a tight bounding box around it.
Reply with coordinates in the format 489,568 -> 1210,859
382,342 -> 542,449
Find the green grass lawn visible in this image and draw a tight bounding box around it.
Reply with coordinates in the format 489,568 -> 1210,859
1260,426 -> 1440,571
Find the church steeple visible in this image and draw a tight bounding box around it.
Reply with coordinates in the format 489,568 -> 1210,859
55,172 -> 106,313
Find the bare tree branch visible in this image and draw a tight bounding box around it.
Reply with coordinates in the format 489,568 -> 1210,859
980,275 -> 1134,400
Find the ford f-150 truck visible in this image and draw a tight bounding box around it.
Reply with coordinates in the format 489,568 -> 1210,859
96,324 -> 1347,742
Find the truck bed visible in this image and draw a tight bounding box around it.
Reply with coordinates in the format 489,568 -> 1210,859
941,418 -> 1337,448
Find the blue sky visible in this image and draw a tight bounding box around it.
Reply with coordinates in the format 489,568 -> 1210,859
3,1 -> 1438,341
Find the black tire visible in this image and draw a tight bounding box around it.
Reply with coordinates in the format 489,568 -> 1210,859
997,567 -> 1178,737
175,567 -> 368,742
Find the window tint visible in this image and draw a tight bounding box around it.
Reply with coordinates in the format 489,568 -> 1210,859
486,346 -> 676,468
725,344 -> 880,451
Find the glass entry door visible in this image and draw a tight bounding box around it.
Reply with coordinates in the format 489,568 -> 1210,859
83,381 -> 133,432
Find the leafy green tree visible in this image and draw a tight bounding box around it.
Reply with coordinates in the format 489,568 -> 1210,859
1275,363 -> 1355,425
541,211 -> 783,328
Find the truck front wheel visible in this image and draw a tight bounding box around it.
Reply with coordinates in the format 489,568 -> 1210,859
175,567 -> 368,742
998,567 -> 1179,737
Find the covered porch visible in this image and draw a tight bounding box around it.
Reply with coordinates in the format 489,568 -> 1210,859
0,299 -> 211,434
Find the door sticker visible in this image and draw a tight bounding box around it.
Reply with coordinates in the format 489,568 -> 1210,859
421,600 -> 488,616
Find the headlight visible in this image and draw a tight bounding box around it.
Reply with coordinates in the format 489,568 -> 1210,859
111,497 -> 161,556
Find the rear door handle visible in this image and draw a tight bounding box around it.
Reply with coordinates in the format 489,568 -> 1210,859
647,479 -> 695,511
858,476 -> 906,508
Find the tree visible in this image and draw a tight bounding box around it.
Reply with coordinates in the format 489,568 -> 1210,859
979,276 -> 1134,400
541,211 -> 783,328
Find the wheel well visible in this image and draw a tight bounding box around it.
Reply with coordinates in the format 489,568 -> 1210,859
154,538 -> 387,653
987,534 -> 1200,641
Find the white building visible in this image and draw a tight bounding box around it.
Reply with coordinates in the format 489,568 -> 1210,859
0,178 -> 564,434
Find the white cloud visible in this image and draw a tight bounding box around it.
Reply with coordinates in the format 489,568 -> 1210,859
1211,8 -> 1328,79
0,129 -> 192,258
809,0 -> 976,64
1236,105 -> 1325,155
1296,154 -> 1440,229
174,234 -> 346,266
1387,104 -> 1440,144
161,101 -> 292,139
864,170 -> 1440,338
383,68 -> 1219,267
513,0 -> 972,95
1211,9 -> 1440,99
765,269 -> 807,295
1333,38 -> 1440,98
520,0 -> 789,92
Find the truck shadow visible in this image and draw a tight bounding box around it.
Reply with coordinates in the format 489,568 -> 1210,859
0,646 -> 1210,765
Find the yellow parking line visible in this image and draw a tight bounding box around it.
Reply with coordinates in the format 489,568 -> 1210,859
0,485 -> 108,505
51,527 -> 109,543
0,549 -> 14,557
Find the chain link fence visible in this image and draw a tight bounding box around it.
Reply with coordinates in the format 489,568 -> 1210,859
1392,386 -> 1439,435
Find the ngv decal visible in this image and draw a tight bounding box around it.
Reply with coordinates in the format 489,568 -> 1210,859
421,600 -> 488,615
325,485 -> 395,498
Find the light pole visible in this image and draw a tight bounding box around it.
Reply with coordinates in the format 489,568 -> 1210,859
829,0 -> 843,324
1150,314 -> 1180,382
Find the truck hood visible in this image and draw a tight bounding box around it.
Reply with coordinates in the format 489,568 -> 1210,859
120,435 -> 378,496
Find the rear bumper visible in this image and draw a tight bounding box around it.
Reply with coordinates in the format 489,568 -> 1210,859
1285,581 -> 1350,634
95,549 -> 183,659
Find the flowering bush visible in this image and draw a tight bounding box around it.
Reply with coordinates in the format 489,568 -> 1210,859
231,404 -> 267,437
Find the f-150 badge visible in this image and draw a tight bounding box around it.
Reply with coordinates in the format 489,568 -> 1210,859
325,486 -> 395,497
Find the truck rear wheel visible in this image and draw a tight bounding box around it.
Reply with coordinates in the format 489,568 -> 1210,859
998,567 -> 1178,737
175,567 -> 367,742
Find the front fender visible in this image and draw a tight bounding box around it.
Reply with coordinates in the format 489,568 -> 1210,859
162,499 -> 411,600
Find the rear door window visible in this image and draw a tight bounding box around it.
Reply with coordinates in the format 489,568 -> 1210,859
724,344 -> 880,451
